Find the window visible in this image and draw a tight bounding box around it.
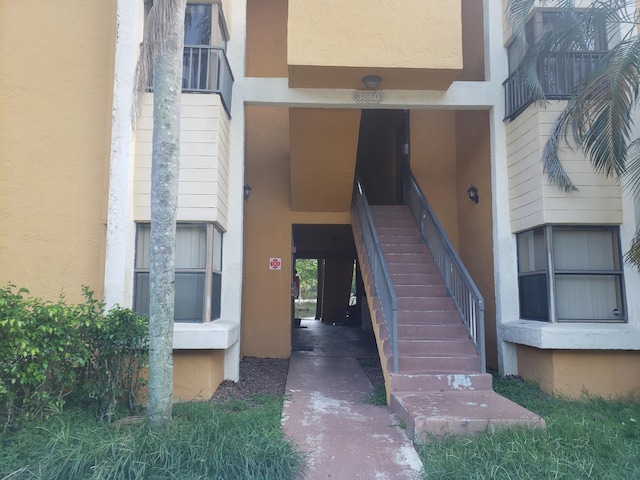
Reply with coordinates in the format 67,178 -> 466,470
134,223 -> 223,322
517,226 -> 625,323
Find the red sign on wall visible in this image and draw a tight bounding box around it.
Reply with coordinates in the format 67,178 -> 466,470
269,258 -> 282,270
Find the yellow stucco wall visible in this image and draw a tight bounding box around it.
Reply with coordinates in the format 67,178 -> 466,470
455,111 -> 497,369
409,111 -> 460,248
173,349 -> 225,401
517,345 -> 640,398
0,0 -> 115,302
246,0 -> 288,77
243,106 -> 356,357
287,0 -> 463,89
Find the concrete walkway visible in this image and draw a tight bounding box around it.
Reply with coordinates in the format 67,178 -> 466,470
282,319 -> 423,480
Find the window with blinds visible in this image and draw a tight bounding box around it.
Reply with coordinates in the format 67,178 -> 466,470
517,226 -> 625,323
134,223 -> 223,322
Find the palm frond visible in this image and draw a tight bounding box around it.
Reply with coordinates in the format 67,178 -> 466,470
571,37 -> 640,179
132,0 -> 186,127
542,107 -> 579,192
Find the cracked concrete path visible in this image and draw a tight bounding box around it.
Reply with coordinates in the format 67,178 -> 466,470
282,336 -> 423,479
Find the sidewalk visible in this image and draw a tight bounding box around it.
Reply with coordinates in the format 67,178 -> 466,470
282,319 -> 423,480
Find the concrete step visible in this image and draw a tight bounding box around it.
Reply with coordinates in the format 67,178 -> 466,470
396,322 -> 469,339
383,252 -> 434,264
397,354 -> 480,372
391,273 -> 444,286
397,296 -> 456,311
397,310 -> 462,324
390,372 -> 493,393
394,284 -> 447,297
381,243 -> 430,254
377,234 -> 423,245
396,339 -> 478,356
387,263 -> 441,275
391,390 -> 546,442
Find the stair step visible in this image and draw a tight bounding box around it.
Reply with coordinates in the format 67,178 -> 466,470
391,273 -> 444,286
391,391 -> 546,441
396,323 -> 469,339
377,227 -> 421,237
383,253 -> 435,264
396,339 -> 478,356
394,284 -> 447,297
397,296 -> 456,311
381,244 -> 429,254
387,263 -> 440,275
397,354 -> 480,372
377,235 -> 423,245
390,372 -> 493,393
397,310 -> 462,324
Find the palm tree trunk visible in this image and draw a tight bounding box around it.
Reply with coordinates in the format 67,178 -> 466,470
147,0 -> 187,428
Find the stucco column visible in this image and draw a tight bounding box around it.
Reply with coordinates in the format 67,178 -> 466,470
104,0 -> 141,309
485,0 -> 519,376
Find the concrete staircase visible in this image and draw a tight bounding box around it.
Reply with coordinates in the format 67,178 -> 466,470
354,205 -> 545,442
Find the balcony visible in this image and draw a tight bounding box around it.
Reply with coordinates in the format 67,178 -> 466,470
150,45 -> 234,116
182,46 -> 234,116
504,51 -> 607,121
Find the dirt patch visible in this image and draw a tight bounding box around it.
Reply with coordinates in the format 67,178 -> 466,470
210,355 -> 384,403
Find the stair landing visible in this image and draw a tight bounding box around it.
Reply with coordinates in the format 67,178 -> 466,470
353,205 -> 545,441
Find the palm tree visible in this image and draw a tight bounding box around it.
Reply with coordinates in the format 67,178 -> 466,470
507,0 -> 640,263
134,0 -> 187,428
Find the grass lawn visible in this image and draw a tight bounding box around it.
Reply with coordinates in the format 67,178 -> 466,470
418,375 -> 640,479
0,396 -> 304,480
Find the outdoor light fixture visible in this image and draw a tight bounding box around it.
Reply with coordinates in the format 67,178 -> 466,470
362,75 -> 382,89
244,184 -> 252,201
467,185 -> 479,204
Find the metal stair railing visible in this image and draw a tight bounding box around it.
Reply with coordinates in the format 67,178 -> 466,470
404,168 -> 486,372
353,176 -> 399,372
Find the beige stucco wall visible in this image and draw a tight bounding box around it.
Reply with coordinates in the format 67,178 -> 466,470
506,102 -> 622,233
173,349 -> 225,401
243,106 -> 356,357
287,0 -> 463,89
134,94 -> 230,229
517,345 -> 640,398
0,0 -> 115,302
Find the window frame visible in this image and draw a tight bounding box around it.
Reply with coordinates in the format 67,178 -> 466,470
134,222 -> 224,323
516,225 -> 626,323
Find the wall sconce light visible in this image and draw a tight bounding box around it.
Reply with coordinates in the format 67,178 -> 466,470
467,185 -> 479,204
362,75 -> 382,89
243,184 -> 252,201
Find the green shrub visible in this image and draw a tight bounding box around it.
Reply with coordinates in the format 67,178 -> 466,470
0,285 -> 88,427
0,285 -> 148,428
78,290 -> 148,423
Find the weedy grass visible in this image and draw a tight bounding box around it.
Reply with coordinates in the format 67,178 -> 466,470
418,376 -> 640,479
0,395 -> 305,480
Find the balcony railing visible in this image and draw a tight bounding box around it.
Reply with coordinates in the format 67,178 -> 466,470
182,45 -> 234,116
148,45 -> 234,117
504,51 -> 607,121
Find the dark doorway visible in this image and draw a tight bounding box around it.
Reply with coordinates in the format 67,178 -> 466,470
355,109 -> 408,205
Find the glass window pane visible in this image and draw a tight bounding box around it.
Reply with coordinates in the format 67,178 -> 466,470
174,272 -> 205,322
553,229 -> 616,271
556,274 -> 622,321
133,272 -> 150,317
519,274 -> 549,321
175,225 -> 206,269
184,4 -> 211,45
518,228 -> 546,273
213,227 -> 223,272
211,272 -> 222,320
135,224 -> 151,269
